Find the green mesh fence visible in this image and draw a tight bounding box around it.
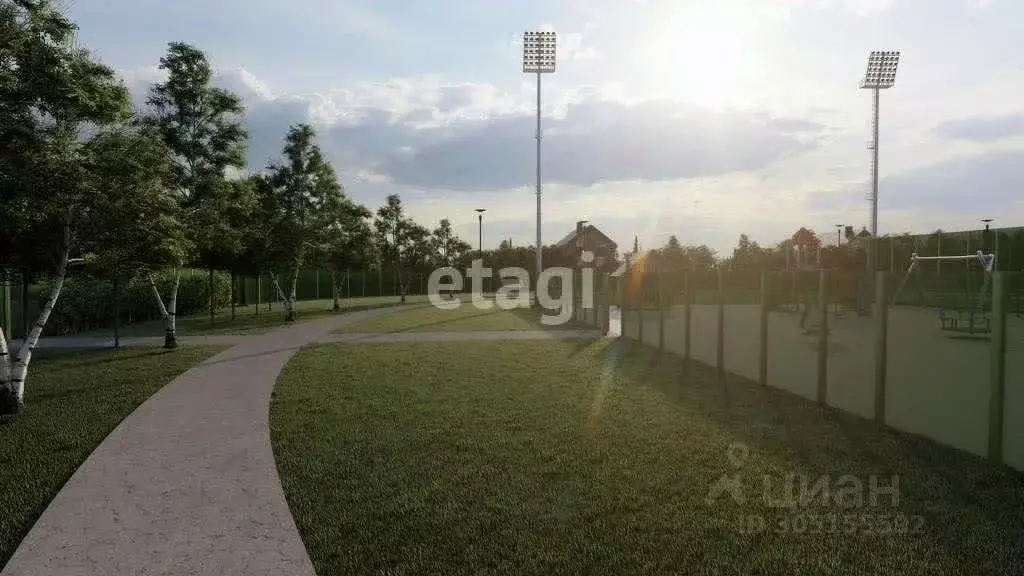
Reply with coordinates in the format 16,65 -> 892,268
721,270 -> 760,304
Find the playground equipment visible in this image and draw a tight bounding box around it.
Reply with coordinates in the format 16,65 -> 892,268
891,251 -> 995,335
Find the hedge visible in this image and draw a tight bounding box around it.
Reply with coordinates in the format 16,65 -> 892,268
35,270 -> 231,337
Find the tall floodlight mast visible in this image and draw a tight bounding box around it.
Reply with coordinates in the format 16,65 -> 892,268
860,50 -> 901,276
523,30 -> 556,298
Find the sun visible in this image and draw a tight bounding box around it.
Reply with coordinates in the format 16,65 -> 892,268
635,2 -> 761,108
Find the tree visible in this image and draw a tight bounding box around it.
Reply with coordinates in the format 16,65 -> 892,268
374,195 -> 431,304
790,227 -> 821,268
321,201 -> 373,311
730,233 -> 769,271
141,41 -> 247,346
263,123 -> 345,320
201,177 -> 257,320
76,127 -> 190,348
431,219 -> 471,267
0,0 -> 135,414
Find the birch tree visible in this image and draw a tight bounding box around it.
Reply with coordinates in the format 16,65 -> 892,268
0,0 -> 135,413
431,219 -> 471,267
78,127 -> 190,348
263,123 -> 345,321
322,203 -> 373,311
140,41 -> 247,347
375,195 -> 432,304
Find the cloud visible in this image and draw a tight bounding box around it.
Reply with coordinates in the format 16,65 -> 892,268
124,68 -> 827,191
376,100 -> 826,190
806,148 -> 1024,218
934,113 -> 1024,143
879,148 -> 1024,212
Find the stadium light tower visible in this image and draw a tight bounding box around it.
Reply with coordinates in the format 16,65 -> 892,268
523,30 -> 556,294
860,50 -> 901,274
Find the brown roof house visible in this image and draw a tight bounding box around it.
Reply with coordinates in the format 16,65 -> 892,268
553,221 -> 618,269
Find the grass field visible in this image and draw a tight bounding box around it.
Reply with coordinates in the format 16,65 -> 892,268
0,346 -> 225,569
332,300 -> 580,333
72,296 -> 431,339
270,339 -> 1024,575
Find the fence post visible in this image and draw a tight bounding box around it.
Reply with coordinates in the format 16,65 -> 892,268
602,274 -> 610,333
0,280 -> 10,342
638,279 -> 645,344
817,268 -> 829,405
658,277 -> 665,353
873,272 -> 889,424
21,281 -> 29,340
618,270 -> 626,334
717,267 -> 725,383
988,272 -> 1008,462
684,272 -> 693,365
759,270 -> 769,387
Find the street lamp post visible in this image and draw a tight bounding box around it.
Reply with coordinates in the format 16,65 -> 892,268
523,30 -> 556,297
982,218 -> 996,268
860,50 -> 901,275
475,208 -> 486,254
835,224 -> 844,247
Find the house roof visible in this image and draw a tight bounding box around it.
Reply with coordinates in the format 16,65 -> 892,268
554,224 -> 617,250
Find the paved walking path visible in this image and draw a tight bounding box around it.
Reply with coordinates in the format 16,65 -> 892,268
8,334 -> 257,349
3,306 -> 612,576
0,306 -> 407,576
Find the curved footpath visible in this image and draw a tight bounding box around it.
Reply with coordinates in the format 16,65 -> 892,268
2,306 -> 606,576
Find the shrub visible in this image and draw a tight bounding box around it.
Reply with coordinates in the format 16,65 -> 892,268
36,269 -> 231,336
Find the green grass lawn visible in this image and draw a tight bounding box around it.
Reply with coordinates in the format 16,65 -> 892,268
73,295 -> 431,339
0,346 -> 225,569
271,339 -> 1024,575
332,300 -> 581,333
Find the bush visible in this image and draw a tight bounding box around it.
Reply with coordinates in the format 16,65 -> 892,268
37,269 -> 231,336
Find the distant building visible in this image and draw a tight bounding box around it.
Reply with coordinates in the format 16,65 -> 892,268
553,221 -> 618,268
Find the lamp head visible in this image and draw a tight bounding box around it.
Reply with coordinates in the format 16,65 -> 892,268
860,50 -> 900,89
523,31 -> 557,74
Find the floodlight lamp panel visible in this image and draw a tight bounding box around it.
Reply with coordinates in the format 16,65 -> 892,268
522,30 -> 557,73
860,50 -> 901,89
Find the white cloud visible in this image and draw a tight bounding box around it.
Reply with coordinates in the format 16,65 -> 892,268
120,65 -> 1024,254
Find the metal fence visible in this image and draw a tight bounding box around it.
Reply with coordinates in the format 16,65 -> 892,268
607,267 -> 1024,471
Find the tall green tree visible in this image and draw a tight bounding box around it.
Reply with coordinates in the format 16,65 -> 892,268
0,0 -> 134,413
321,203 -> 374,310
375,195 -> 432,304
730,233 -> 770,271
263,123 -> 345,320
77,126 -> 190,348
141,41 -> 247,346
431,219 -> 471,267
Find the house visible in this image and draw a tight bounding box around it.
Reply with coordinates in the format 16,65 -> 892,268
553,221 -> 618,268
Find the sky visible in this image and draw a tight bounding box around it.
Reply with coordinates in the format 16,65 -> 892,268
66,0 -> 1024,256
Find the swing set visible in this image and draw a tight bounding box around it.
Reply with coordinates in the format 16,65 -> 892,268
891,251 -> 996,335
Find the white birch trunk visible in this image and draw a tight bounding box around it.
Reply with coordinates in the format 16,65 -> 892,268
1,232 -> 72,413
286,264 -> 301,322
269,271 -> 293,320
0,326 -> 13,413
149,268 -> 181,348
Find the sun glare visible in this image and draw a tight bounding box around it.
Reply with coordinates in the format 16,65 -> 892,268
637,2 -> 761,108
